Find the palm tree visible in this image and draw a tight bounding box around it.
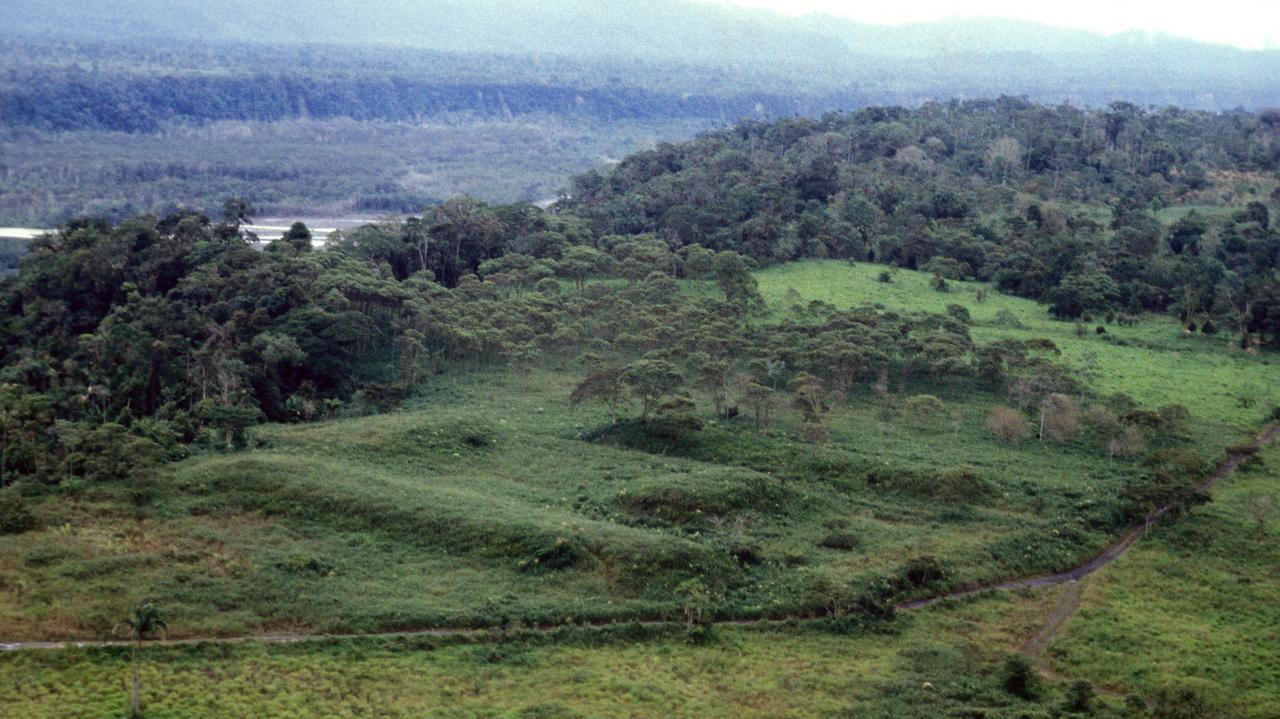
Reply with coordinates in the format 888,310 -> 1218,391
116,603 -> 166,718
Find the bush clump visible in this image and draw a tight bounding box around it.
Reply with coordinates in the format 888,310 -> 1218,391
932,464 -> 988,503
617,473 -> 787,523
819,532 -> 860,551
1001,655 -> 1039,699
986,405 -> 1030,444
0,492 -> 37,535
521,535 -> 590,572
903,554 -> 947,587
398,418 -> 498,454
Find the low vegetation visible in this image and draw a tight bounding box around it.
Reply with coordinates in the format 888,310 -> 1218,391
0,100 -> 1277,717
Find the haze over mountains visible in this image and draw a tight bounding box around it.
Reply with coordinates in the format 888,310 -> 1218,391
6,0 -> 1280,110
4,0 -> 1280,226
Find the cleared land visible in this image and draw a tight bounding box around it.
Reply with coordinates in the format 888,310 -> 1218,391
0,261 -> 1275,717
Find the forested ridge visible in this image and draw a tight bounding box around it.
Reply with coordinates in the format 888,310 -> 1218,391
2,67 -> 846,133
1,100 -> 1277,492
564,100 -> 1280,326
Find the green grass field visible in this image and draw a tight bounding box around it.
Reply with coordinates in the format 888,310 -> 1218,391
756,261 -> 1278,442
1,260 -> 1276,717
1043,441 -> 1280,718
0,591 -> 1114,719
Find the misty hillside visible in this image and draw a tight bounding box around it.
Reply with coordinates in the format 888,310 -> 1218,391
6,0 -> 1280,110
5,0 -> 1280,225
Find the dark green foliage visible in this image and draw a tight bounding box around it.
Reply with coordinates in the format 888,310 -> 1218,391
1064,679 -> 1095,713
1150,686 -> 1210,719
616,472 -> 789,525
903,555 -> 947,588
0,490 -> 36,534
932,465 -> 989,503
1000,655 -> 1038,700
522,536 -> 590,573
1120,449 -> 1212,522
819,532 -> 860,551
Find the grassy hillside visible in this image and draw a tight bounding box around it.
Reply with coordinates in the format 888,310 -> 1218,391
0,597 -> 1104,719
1044,441 -> 1280,718
2,262 -> 1275,641
756,261 -> 1278,441
1,261 -> 1276,717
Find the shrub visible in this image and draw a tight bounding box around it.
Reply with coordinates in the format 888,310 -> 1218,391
1120,449 -> 1211,521
1065,679 -> 1095,713
1001,655 -> 1038,699
904,394 -> 945,427
1105,392 -> 1139,413
521,535 -> 589,572
1150,686 -> 1209,719
1109,424 -> 1147,459
986,405 -> 1030,444
932,465 -> 988,503
992,309 -> 1025,328
1082,404 -> 1121,440
1157,404 -> 1192,434
0,492 -> 37,535
903,554 -> 946,587
819,532 -> 860,551
798,421 -> 831,444
618,473 -> 788,523
1040,393 -> 1082,442
945,304 -> 971,323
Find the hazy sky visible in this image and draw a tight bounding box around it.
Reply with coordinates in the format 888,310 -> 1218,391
699,0 -> 1280,50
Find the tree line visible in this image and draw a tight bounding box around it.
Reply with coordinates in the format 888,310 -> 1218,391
561,99 -> 1280,345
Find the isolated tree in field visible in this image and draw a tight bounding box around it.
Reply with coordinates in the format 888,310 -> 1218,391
1010,367 -> 1076,412
570,367 -> 627,423
621,360 -> 684,422
986,405 -> 1030,444
677,577 -> 713,628
1039,393 -> 1081,442
117,603 -> 166,719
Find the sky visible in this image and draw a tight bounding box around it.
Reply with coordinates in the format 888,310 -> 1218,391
698,0 -> 1280,50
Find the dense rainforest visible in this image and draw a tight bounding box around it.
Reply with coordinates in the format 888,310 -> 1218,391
0,99 -> 1278,489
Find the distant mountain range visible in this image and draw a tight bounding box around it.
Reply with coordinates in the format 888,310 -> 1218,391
5,0 -> 1280,109
6,0 -> 1280,110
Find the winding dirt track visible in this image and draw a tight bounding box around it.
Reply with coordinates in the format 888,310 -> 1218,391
3,424 -> 1275,653
898,422 -> 1277,609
